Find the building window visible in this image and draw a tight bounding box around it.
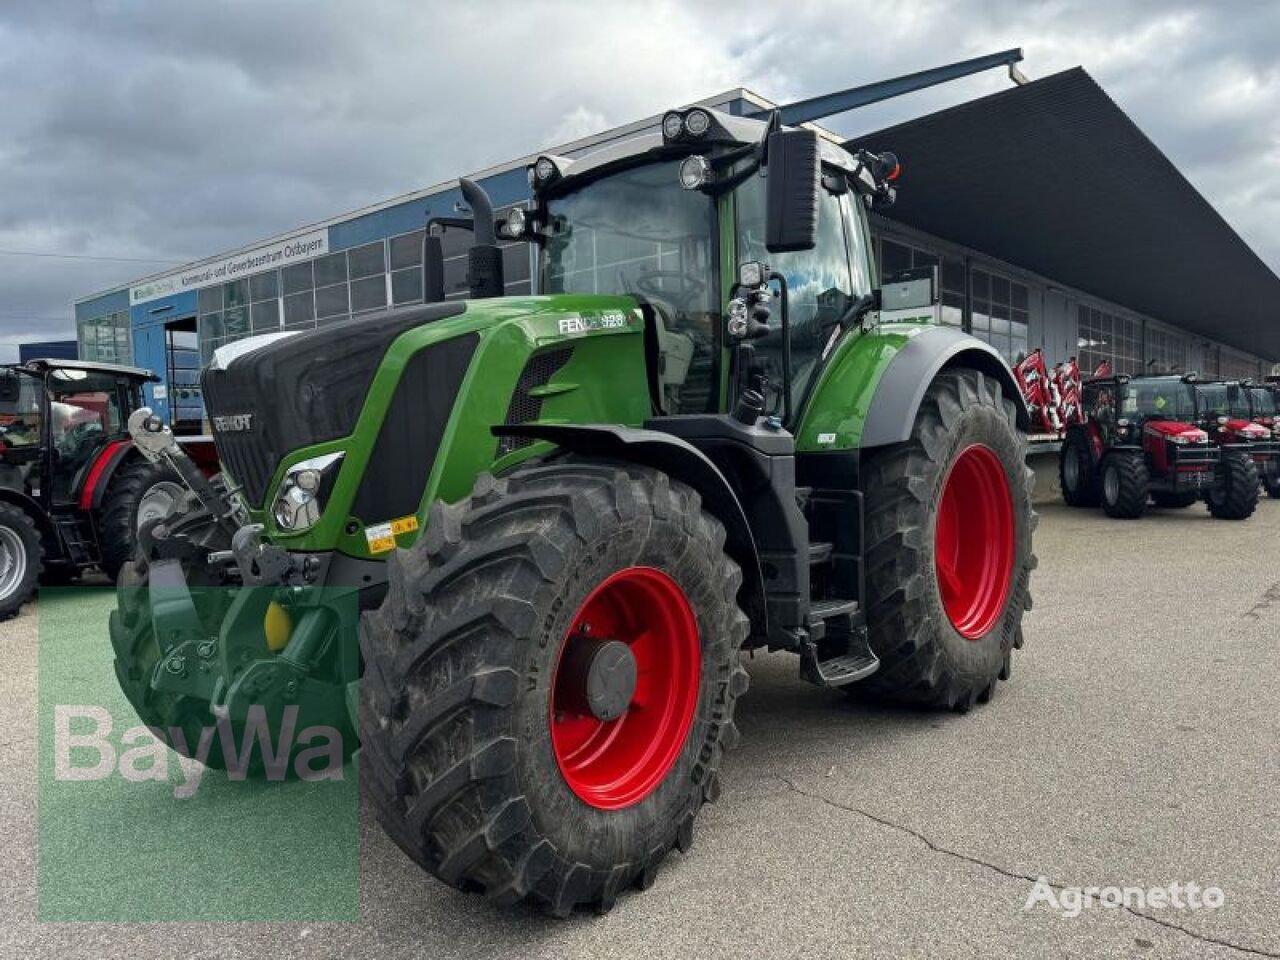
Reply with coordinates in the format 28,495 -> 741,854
971,267 -> 1028,362
249,269 -> 280,333
1145,325 -> 1187,374
1220,347 -> 1261,381
1078,305 -> 1140,376
77,310 -> 132,364
387,205 -> 532,306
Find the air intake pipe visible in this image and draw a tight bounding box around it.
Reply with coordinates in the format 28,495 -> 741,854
459,177 -> 505,299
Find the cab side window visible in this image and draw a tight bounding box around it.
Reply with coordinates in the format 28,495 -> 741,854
735,172 -> 854,418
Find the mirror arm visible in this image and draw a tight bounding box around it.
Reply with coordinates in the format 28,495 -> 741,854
839,291 -> 881,331
426,216 -> 473,233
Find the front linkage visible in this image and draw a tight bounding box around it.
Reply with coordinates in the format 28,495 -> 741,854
111,409 -> 357,773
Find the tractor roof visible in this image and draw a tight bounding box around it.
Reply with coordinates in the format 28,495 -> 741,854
8,358 -> 158,381
534,106 -> 871,196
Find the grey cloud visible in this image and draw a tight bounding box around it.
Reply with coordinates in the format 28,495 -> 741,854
0,0 -> 1275,359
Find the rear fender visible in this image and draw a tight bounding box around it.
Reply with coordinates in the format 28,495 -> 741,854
80,440 -> 134,511
493,423 -> 767,642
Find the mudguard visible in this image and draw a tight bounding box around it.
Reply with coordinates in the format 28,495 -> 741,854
79,440 -> 134,511
492,422 -> 768,641
797,324 -> 1030,452
860,325 -> 1030,448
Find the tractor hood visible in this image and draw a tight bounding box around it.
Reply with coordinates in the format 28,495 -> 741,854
1219,418 -> 1268,439
202,301 -> 466,506
1144,420 -> 1208,442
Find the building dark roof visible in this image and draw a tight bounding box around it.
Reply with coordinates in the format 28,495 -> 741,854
853,67 -> 1280,360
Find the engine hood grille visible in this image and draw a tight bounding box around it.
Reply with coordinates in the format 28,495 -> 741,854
202,301 -> 465,506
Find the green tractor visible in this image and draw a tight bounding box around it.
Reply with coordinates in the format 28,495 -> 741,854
112,104 -> 1035,914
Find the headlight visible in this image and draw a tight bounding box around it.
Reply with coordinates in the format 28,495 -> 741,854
272,451 -> 344,532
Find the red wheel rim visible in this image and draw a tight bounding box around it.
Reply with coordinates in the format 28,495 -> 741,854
934,444 -> 1015,640
550,567 -> 701,810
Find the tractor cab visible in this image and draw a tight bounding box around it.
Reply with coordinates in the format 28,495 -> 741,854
478,106 -> 913,430
0,360 -> 150,507
1194,380 -> 1275,470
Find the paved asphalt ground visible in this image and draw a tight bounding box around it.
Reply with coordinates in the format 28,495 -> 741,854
3,477 -> 1279,958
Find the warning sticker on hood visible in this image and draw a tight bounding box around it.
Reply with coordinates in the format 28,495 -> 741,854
364,514 -> 420,554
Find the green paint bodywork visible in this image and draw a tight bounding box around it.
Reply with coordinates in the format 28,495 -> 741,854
242,294 -> 652,560
792,321 -> 933,452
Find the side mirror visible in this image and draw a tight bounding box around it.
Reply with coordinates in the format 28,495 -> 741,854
878,266 -> 938,313
765,129 -> 820,254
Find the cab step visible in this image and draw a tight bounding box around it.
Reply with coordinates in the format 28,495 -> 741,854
808,541 -> 833,565
800,598 -> 879,687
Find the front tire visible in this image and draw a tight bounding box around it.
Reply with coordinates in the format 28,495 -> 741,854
0,502 -> 41,620
1101,452 -> 1148,519
1263,462 -> 1280,499
1059,432 -> 1100,507
1207,452 -> 1259,520
359,462 -> 750,915
857,369 -> 1036,711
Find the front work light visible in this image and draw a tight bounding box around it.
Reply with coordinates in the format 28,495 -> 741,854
662,111 -> 685,140
684,108 -> 711,137
272,451 -> 344,532
678,155 -> 711,190
498,207 -> 528,240
529,155 -> 560,189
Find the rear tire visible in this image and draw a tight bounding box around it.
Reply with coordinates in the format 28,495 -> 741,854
359,462 -> 750,915
0,502 -> 41,620
856,369 -> 1036,712
1207,452 -> 1259,520
98,453 -> 182,581
1059,432 -> 1100,507
1101,452 -> 1148,519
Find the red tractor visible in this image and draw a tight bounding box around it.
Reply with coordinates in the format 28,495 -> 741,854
0,359 -> 206,617
1194,380 -> 1278,499
1059,373 -> 1258,520
1241,380 -> 1280,498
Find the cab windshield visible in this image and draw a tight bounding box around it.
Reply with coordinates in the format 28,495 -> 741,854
1122,379 -> 1196,420
1196,383 -> 1236,419
541,160 -> 719,413
1249,387 -> 1277,417
0,369 -> 43,448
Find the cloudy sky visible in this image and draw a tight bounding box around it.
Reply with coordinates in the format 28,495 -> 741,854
0,0 -> 1276,358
